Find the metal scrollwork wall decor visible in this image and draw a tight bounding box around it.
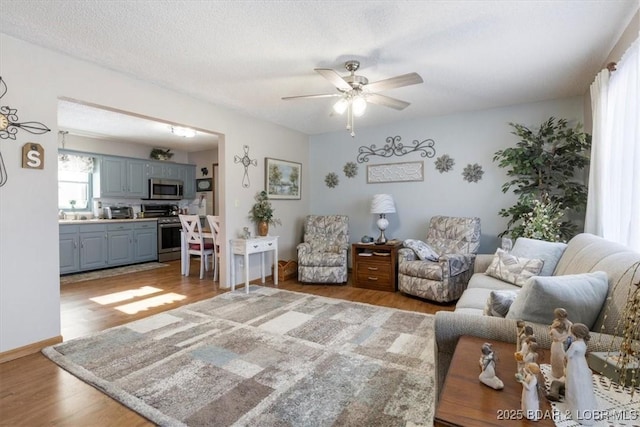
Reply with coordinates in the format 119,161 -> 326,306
357,135 -> 436,163
234,145 -> 257,188
0,76 -> 52,187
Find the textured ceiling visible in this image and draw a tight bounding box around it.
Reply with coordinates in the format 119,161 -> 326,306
1,0 -> 637,146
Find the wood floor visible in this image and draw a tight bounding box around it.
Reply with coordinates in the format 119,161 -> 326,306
0,260 -> 454,426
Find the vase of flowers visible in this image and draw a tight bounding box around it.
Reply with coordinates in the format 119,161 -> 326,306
249,191 -> 281,236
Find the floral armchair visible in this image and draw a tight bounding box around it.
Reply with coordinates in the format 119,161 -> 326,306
297,215 -> 349,284
398,216 -> 481,302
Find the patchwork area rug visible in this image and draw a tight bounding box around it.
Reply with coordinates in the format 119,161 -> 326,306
60,262 -> 169,285
43,287 -> 436,426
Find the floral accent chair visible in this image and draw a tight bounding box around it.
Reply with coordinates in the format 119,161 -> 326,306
398,216 -> 481,302
297,215 -> 349,284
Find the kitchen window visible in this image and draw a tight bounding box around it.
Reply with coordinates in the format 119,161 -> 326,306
58,153 -> 95,211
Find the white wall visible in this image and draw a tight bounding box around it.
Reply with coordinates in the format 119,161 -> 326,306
309,97 -> 585,255
0,34 -> 309,353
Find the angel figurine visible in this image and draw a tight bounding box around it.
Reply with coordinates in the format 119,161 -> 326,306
565,323 -> 598,426
521,362 -> 541,420
479,342 -> 504,390
549,308 -> 572,378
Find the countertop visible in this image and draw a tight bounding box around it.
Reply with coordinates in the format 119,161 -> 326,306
58,218 -> 158,224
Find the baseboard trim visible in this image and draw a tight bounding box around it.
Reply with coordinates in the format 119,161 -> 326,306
0,335 -> 63,364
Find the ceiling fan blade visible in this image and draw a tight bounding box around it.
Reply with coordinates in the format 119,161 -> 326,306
314,68 -> 353,91
366,93 -> 410,110
365,72 -> 423,93
282,93 -> 341,100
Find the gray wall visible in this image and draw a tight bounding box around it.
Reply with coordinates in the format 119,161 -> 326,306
309,96 -> 585,255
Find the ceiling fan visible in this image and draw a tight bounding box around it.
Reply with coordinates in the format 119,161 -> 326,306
282,60 -> 423,136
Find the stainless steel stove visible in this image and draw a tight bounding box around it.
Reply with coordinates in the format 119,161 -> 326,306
141,204 -> 182,261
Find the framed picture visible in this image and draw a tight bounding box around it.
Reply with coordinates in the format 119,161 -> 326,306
265,157 -> 301,200
366,161 -> 424,183
196,178 -> 213,192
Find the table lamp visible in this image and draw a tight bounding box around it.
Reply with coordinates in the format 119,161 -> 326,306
371,194 -> 396,244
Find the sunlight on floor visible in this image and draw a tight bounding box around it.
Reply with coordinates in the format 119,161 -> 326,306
116,293 -> 187,314
90,286 -> 163,305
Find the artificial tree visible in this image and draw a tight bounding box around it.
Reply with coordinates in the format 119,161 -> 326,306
494,117 -> 591,241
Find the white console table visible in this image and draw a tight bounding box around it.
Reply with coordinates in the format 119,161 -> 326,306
229,236 -> 278,293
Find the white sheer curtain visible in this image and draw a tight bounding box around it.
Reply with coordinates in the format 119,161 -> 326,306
585,38 -> 639,251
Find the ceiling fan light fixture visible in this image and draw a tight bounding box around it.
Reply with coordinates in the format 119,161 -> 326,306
171,126 -> 196,138
352,96 -> 367,117
333,98 -> 349,115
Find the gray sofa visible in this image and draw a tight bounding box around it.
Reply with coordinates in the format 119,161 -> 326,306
434,233 -> 640,396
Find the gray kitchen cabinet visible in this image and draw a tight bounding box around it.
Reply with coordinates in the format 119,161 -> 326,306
79,225 -> 108,270
60,220 -> 158,276
96,156 -> 147,198
147,161 -> 180,180
133,222 -> 158,262
59,225 -> 80,274
107,223 -> 134,266
181,164 -> 196,199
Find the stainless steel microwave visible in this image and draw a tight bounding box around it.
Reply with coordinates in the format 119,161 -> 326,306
148,178 -> 183,200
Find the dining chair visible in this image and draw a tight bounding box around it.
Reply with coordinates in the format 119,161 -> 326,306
179,214 -> 214,279
205,215 -> 221,282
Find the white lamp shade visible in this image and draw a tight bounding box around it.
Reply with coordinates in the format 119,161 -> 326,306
333,98 -> 349,115
352,96 -> 367,117
371,194 -> 396,214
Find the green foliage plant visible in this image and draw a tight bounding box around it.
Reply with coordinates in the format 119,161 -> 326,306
493,117 -> 591,241
249,191 -> 282,227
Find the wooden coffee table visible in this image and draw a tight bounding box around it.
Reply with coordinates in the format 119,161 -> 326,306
435,335 -> 555,426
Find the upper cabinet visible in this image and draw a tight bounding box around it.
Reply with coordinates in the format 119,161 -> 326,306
92,154 -> 196,200
94,155 -> 147,198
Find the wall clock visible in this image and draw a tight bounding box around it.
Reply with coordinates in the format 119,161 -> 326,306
196,178 -> 212,192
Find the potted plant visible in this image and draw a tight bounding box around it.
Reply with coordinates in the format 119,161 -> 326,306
493,117 -> 591,241
249,191 -> 281,236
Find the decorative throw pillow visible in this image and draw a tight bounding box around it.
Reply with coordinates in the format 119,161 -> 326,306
403,239 -> 439,261
511,237 -> 567,276
485,248 -> 544,287
483,290 -> 519,318
506,271 -> 609,329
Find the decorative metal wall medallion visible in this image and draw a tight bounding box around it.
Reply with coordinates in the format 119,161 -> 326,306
367,161 -> 424,183
343,161 -> 358,178
325,172 -> 339,188
462,163 -> 484,183
0,76 -> 52,187
234,145 -> 257,188
0,77 -> 51,140
435,154 -> 455,173
357,135 -> 436,163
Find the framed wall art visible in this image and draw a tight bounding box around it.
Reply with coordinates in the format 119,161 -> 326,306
196,178 -> 213,192
265,157 -> 301,200
366,161 -> 424,183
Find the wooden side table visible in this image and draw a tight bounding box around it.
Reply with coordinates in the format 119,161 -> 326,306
351,241 -> 402,292
435,335 -> 554,427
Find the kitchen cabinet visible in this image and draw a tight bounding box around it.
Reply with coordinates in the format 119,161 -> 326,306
59,220 -> 158,276
95,156 -> 146,198
59,225 -> 80,274
147,161 -> 180,180
181,164 -> 196,199
79,224 -> 108,271
107,223 -> 134,266
133,222 -> 157,262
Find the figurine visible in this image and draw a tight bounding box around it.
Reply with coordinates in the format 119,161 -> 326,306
516,320 -> 526,352
565,323 -> 598,426
515,327 -> 537,381
521,362 -> 541,421
479,342 -> 504,390
549,308 -> 572,378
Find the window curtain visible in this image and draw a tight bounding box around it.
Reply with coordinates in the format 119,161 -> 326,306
58,153 -> 94,173
585,38 -> 639,251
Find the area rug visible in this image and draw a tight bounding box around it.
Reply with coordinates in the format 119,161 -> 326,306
43,287 -> 436,426
60,262 -> 169,285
